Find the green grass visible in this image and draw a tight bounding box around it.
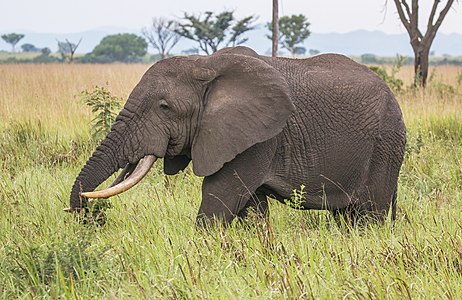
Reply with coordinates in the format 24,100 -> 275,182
1,65 -> 461,298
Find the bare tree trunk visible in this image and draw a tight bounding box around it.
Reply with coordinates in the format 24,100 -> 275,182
272,0 -> 278,57
420,48 -> 430,86
68,38 -> 82,64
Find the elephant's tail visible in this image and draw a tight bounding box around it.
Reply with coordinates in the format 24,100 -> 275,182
391,189 -> 397,222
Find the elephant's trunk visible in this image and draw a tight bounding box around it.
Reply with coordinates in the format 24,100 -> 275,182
69,130 -> 126,210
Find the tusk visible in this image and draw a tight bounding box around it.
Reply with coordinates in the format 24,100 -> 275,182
80,155 -> 157,199
108,162 -> 138,188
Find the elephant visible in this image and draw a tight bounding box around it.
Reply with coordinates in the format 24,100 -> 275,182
67,46 -> 406,225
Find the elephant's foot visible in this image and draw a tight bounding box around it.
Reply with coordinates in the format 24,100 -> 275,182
237,193 -> 268,221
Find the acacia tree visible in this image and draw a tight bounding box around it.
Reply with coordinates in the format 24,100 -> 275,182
392,0 -> 455,87
21,43 -> 40,52
57,38 -> 82,63
266,14 -> 311,55
142,17 -> 181,59
1,33 -> 25,52
176,11 -> 256,54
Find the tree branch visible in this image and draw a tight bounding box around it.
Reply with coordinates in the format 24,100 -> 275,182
411,0 -> 421,41
423,0 -> 455,46
402,0 -> 412,20
393,0 -> 412,33
427,0 -> 441,31
432,0 -> 455,32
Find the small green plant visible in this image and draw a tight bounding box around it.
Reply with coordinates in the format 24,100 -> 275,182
405,124 -> 424,156
80,85 -> 122,142
286,184 -> 306,210
369,55 -> 404,94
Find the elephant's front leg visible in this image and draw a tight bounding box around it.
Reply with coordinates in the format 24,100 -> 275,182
237,192 -> 268,220
196,142 -> 275,226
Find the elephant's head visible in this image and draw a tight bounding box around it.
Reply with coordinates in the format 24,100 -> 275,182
68,47 -> 294,211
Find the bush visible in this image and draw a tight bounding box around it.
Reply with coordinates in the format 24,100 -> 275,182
80,86 -> 122,142
78,53 -> 118,64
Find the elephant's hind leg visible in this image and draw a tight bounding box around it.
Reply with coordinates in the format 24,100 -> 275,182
355,132 -> 405,222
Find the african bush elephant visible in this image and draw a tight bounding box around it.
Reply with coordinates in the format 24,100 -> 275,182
68,46 -> 406,225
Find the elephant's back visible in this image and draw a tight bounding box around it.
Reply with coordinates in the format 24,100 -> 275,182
266,54 -> 402,137
265,54 -> 405,195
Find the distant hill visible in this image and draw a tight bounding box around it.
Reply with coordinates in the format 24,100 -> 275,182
1,26 -> 461,56
304,30 -> 462,57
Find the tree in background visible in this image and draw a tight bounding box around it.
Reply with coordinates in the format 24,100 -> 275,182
142,17 -> 181,59
1,33 -> 25,52
33,47 -> 60,63
293,46 -> 306,55
176,11 -> 256,54
309,49 -> 320,56
267,14 -> 311,55
21,43 -> 40,52
361,53 -> 379,64
41,47 -> 51,56
90,34 -> 147,63
57,38 -> 82,63
392,0 -> 455,87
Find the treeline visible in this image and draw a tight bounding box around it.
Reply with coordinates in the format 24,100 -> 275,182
1,11 -> 312,64
359,54 -> 462,66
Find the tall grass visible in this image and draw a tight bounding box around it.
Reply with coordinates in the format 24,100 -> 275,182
0,64 -> 147,137
0,64 -> 461,298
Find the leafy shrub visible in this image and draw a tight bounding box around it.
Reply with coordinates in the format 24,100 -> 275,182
368,55 -> 404,94
429,81 -> 457,98
80,86 -> 122,142
426,68 -> 458,97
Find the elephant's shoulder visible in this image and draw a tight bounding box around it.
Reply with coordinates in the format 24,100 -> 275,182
307,53 -> 365,71
306,54 -> 388,88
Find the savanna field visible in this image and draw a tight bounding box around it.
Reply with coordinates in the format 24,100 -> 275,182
0,63 -> 461,298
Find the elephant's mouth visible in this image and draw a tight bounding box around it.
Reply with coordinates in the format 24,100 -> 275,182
80,155 -> 157,199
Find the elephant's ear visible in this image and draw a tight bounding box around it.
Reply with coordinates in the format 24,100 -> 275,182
191,53 -> 295,177
164,155 -> 191,175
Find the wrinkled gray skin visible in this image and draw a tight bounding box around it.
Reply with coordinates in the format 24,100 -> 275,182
70,46 -> 406,225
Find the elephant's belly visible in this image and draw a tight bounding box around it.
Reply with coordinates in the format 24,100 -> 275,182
262,176 -> 355,210
269,127 -> 374,210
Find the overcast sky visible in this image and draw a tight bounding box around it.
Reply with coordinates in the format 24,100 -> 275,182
1,0 -> 461,34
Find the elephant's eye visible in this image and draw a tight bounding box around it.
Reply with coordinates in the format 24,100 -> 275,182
159,100 -> 170,111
